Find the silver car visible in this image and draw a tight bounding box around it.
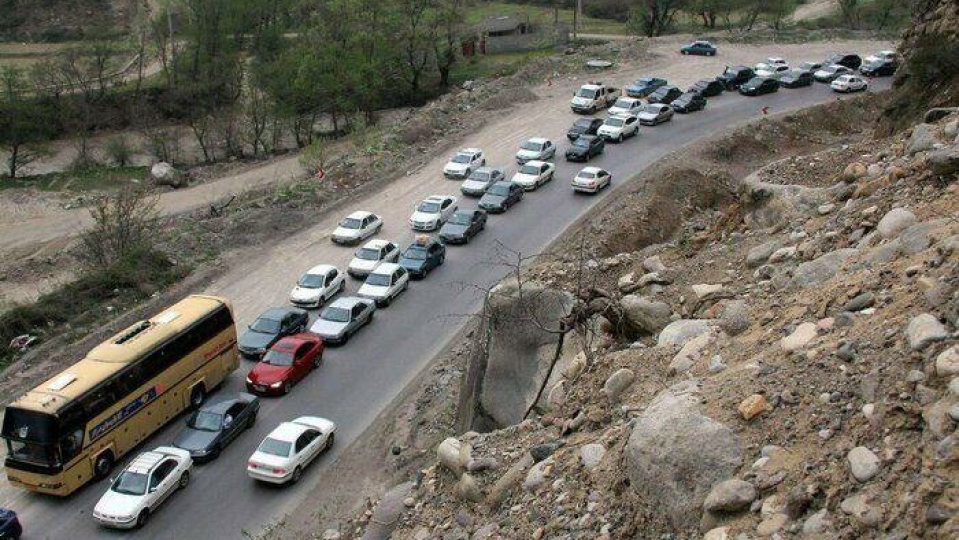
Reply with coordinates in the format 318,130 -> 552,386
308,297 -> 375,345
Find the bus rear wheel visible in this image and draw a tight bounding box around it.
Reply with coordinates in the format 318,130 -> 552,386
189,385 -> 206,409
93,452 -> 114,481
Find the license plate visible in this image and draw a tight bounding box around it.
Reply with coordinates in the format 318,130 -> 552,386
255,385 -> 266,392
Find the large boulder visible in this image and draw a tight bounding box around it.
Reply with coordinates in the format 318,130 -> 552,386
740,177 -> 841,229
360,482 -> 414,540
790,248 -> 859,289
928,147 -> 959,175
908,123 -> 940,154
620,295 -> 672,335
658,319 -> 714,347
149,162 -> 187,188
625,381 -> 743,529
478,279 -> 576,427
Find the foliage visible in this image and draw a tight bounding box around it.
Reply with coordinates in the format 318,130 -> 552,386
104,136 -> 133,166
881,34 -> 959,132
79,187 -> 160,270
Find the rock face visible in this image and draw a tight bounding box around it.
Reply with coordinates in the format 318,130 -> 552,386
625,381 -> 743,528
620,295 -> 672,335
150,162 -> 187,188
477,279 -> 576,427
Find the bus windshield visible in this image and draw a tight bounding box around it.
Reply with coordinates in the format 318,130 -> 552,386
1,408 -> 59,468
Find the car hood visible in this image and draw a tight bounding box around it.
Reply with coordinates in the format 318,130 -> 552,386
440,222 -> 469,236
173,427 -> 218,452
290,286 -> 322,301
249,362 -> 294,385
637,111 -> 659,120
626,84 -> 648,92
516,149 -> 541,159
410,210 -> 440,223
511,172 -> 538,185
310,318 -> 348,337
480,193 -> 506,206
597,124 -> 622,133
444,162 -> 468,173
813,70 -> 831,77
571,97 -> 593,106
332,226 -> 360,239
461,179 -> 489,191
357,283 -> 390,298
566,146 -> 588,155
238,331 -> 274,351
400,258 -> 427,270
95,489 -> 143,519
349,258 -> 378,271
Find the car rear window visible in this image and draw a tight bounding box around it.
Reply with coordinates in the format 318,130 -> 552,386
258,437 -> 292,457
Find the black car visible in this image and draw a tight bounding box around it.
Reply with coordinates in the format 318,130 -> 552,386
860,59 -> 896,77
173,394 -> 260,462
567,117 -> 604,141
780,69 -> 814,88
237,307 -> 308,359
680,40 -> 717,56
399,237 -> 446,279
625,77 -> 667,98
647,85 -> 683,104
565,135 -> 605,162
439,209 -> 487,244
671,92 -> 706,114
813,64 -> 852,83
717,66 -> 755,90
824,53 -> 862,70
0,509 -> 21,539
688,79 -> 724,97
739,76 -> 779,96
479,181 -> 524,213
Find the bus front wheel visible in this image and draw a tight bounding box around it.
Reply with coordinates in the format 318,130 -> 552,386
189,385 -> 206,409
93,452 -> 114,481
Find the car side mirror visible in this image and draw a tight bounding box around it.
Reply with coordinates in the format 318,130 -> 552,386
149,486 -> 158,493
224,418 -> 233,428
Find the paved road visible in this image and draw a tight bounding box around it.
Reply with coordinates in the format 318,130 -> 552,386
1,74 -> 890,538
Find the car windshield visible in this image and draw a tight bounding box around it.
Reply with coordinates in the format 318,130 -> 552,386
366,273 -> 392,286
488,184 -> 510,196
418,201 -> 441,213
633,77 -> 652,85
605,117 -> 625,127
576,88 -> 598,98
786,70 -> 804,77
321,306 -> 351,323
250,317 -> 281,334
356,247 -> 382,261
449,212 -> 473,225
452,153 -> 472,164
573,138 -> 591,148
263,349 -> 295,366
403,247 -> 428,260
613,99 -> 633,109
257,437 -> 291,457
643,105 -> 662,114
864,60 -> 884,68
573,119 -> 593,128
579,171 -> 597,179
469,171 -> 491,181
520,140 -> 543,151
745,77 -> 763,86
298,273 -> 325,288
188,410 -> 223,432
340,217 -> 363,229
519,164 -> 541,175
111,471 -> 148,496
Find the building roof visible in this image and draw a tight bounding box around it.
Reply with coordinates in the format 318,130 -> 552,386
483,16 -> 526,34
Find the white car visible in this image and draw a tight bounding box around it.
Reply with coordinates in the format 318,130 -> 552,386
289,264 -> 346,308
755,62 -> 790,79
93,447 -> 192,529
607,96 -> 644,116
247,416 -> 336,485
356,263 -> 410,307
409,195 -> 458,231
864,50 -> 896,64
443,148 -> 485,179
515,138 -> 556,164
831,74 -> 868,93
597,114 -> 640,142
638,103 -> 674,126
332,211 -> 383,245
347,239 -> 400,278
571,166 -> 612,194
511,160 -> 555,191
766,57 -> 788,66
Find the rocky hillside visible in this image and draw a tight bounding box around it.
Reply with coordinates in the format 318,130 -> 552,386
337,101 -> 959,540
0,0 -> 141,41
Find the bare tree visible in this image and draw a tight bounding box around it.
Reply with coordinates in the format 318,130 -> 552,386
80,187 -> 160,269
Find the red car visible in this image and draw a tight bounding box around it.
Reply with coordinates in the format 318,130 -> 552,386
245,333 -> 324,396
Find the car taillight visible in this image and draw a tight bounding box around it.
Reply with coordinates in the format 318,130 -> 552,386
273,468 -> 286,475
248,461 -> 258,469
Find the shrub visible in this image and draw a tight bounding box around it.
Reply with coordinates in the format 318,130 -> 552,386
104,136 -> 133,167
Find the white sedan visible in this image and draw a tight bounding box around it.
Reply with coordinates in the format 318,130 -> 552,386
607,96 -> 644,116
332,211 -> 383,245
755,62 -> 790,79
289,264 -> 346,308
515,138 -> 556,164
347,239 -> 400,278
409,195 -> 458,231
443,148 -> 485,179
597,114 -> 639,142
510,160 -> 555,191
93,447 -> 192,529
247,417 -> 336,485
356,263 -> 410,307
571,166 -> 612,194
831,74 -> 868,93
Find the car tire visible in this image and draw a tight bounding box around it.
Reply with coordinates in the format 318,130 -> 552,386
136,510 -> 150,529
291,466 -> 303,484
179,470 -> 191,489
341,332 -> 350,344
210,445 -> 222,461
282,381 -> 292,394
313,354 -> 322,368
326,433 -> 336,450
248,413 -> 257,429
616,134 -> 623,143
189,385 -> 206,410
93,452 -> 115,481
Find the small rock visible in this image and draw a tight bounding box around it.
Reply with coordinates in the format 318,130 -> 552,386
877,208 -> 917,239
530,443 -> 559,463
643,255 -> 666,273
747,241 -> 780,268
703,527 -> 730,540
580,443 -> 606,472
840,494 -> 881,527
906,314 -> 948,351
802,509 -> 833,535
936,346 -> 959,378
817,203 -> 835,215
522,457 -> 553,491
738,394 -> 768,421
847,446 -> 881,482
709,355 -> 727,373
768,246 -> 797,263
693,283 -> 725,299
756,513 -> 788,536
781,322 -> 818,352
455,473 -> 484,502
704,479 -> 757,513
603,368 -> 636,404
842,292 -> 876,312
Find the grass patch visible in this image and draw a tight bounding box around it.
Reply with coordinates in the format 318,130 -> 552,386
450,47 -> 557,84
465,2 -> 629,35
0,166 -> 149,192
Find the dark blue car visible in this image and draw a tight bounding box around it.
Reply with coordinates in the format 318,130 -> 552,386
0,508 -> 21,539
399,237 -> 446,279
625,77 -> 667,98
681,40 -> 717,56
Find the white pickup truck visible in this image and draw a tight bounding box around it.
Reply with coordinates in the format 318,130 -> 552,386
570,82 -> 620,114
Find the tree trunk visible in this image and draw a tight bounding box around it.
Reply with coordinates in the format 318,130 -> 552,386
8,143 -> 19,179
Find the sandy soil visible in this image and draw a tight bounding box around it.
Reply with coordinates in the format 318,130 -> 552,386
790,0 -> 839,22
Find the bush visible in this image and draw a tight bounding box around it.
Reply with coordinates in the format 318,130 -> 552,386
80,187 -> 159,269
104,136 -> 133,167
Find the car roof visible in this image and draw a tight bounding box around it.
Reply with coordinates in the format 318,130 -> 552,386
199,398 -> 241,415
305,264 -> 337,276
328,296 -> 368,310
371,262 -> 401,275
608,113 -> 637,120
527,137 -> 550,144
267,421 -> 310,443
522,160 -> 547,167
362,238 -> 393,249
423,195 -> 451,204
125,450 -> 173,475
459,148 -> 481,154
472,166 -> 497,173
346,210 -> 374,220
259,307 -> 301,321
273,333 -> 316,350
580,166 -> 603,174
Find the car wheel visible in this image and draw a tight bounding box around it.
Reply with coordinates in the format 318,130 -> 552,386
313,354 -> 322,368
382,295 -> 392,307
341,332 -> 350,344
247,413 -> 257,429
209,445 -> 222,461
291,466 -> 303,484
93,452 -> 115,481
136,510 -> 150,529
616,134 -> 623,143
282,381 -> 292,395
179,470 -> 191,489
326,433 -> 336,450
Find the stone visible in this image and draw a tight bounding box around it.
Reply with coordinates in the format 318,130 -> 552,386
781,323 -> 818,352
620,295 -> 673,335
709,355 -> 727,373
847,446 -> 881,482
669,331 -> 714,374
906,314 -> 948,351
907,123 -> 939,154
530,443 -> 559,462
738,394 -> 768,420
617,273 -> 637,293
149,162 -> 187,188
936,346 -> 959,378
790,249 -> 858,288
643,255 -> 666,273
769,246 -> 797,263
840,494 -> 881,527
625,381 -> 743,529
756,513 -> 788,536
580,443 -> 606,472
693,283 -> 725,299
438,438 -> 471,474
657,319 -> 714,347
703,527 -> 730,540
877,208 -> 917,239
362,482 -> 414,540
455,473 -> 483,502
486,455 -> 533,508
842,292 -> 876,312
523,457 -> 553,491
546,380 -> 567,410
467,457 -> 499,473
703,479 -> 757,513
817,203 -> 835,215
840,162 -> 867,182
471,524 -> 499,540
719,300 -> 751,336
924,107 -> 957,123
802,509 -> 833,535
604,368 -> 636,404
747,241 -> 780,268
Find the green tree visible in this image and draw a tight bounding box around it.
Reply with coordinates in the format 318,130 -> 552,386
0,68 -> 55,179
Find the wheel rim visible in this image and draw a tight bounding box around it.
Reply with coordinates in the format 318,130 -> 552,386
292,468 -> 302,483
137,511 -> 149,528
95,454 -> 114,479
190,387 -> 205,409
313,356 -> 321,368
180,471 -> 190,488
283,382 -> 291,394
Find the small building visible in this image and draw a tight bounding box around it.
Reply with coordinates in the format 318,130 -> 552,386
482,16 -> 529,37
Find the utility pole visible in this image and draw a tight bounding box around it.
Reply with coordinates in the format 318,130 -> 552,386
573,0 -> 579,39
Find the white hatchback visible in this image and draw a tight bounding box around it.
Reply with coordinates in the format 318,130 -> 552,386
511,160 -> 555,191
409,195 -> 458,231
357,263 -> 410,307
347,239 -> 400,278
93,447 -> 192,529
247,417 -> 336,485
289,264 -> 345,308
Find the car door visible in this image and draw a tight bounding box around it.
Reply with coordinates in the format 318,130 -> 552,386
385,242 -> 399,262
221,403 -> 242,443
324,270 -> 339,299
395,267 -> 409,292
626,116 -> 638,134
149,460 -> 179,507
292,433 -> 310,470
298,429 -> 323,465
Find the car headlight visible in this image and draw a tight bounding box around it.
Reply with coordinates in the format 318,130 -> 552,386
246,377 -> 253,384
270,381 -> 283,389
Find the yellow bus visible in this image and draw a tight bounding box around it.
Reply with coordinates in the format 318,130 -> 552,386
1,295 -> 239,496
